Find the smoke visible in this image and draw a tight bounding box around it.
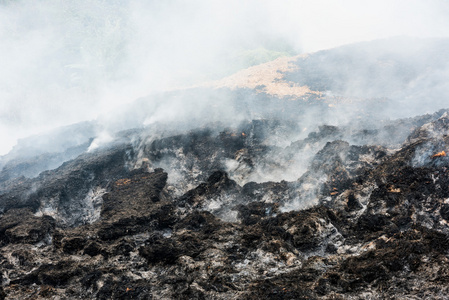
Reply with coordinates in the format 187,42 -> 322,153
1,0 -> 449,155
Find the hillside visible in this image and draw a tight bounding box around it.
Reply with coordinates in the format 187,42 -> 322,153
1,38 -> 449,299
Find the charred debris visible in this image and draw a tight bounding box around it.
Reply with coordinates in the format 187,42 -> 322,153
1,104 -> 449,298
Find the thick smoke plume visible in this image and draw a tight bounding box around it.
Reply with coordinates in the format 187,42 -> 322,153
1,0 -> 449,155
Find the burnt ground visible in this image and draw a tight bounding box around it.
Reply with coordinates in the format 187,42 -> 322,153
1,109 -> 449,299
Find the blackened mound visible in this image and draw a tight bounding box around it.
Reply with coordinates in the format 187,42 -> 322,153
1,109 -> 449,299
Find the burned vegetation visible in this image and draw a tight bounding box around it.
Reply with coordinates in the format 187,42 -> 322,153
0,104 -> 449,299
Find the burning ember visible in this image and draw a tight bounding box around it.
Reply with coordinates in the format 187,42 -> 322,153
116,178 -> 131,186
431,150 -> 446,158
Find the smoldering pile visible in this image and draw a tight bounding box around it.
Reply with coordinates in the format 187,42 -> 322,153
2,37 -> 449,299
1,105 -> 449,299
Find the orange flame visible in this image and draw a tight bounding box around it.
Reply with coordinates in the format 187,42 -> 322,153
241,132 -> 246,137
432,150 -> 446,158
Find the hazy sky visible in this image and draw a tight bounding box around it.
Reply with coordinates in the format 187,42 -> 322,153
1,0 -> 449,155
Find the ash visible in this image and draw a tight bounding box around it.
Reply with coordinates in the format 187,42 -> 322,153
1,105 -> 449,299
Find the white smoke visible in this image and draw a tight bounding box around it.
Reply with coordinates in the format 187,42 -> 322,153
1,0 -> 449,155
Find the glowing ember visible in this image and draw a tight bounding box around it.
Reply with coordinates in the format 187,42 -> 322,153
116,178 -> 131,186
432,150 -> 446,158
388,186 -> 401,193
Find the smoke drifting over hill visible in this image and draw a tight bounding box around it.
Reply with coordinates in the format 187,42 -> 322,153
5,3 -> 449,299
1,0 -> 449,155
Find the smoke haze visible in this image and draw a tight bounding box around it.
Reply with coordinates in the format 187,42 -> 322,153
1,0 -> 449,155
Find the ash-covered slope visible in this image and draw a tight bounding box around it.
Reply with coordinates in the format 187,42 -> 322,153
1,108 -> 449,299
3,37 -> 449,184
2,37 -> 449,299
211,37 -> 449,117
